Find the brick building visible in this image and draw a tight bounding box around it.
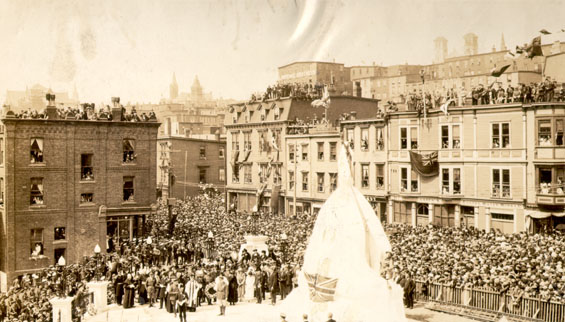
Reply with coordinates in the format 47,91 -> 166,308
278,61 -> 352,95
0,100 -> 159,291
157,136 -> 226,200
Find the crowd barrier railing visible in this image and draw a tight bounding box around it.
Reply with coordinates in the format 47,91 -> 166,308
413,281 -> 564,322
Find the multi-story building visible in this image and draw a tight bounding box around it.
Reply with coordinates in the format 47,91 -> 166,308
224,96 -> 380,215
278,61 -> 352,95
0,98 -> 159,291
340,117 -> 388,222
4,84 -> 79,113
340,101 -> 565,234
157,136 -> 226,199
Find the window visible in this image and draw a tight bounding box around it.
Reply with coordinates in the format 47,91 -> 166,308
123,176 -> 134,202
274,107 -> 280,120
329,173 -> 337,192
199,168 -> 207,183
538,119 -> 551,146
232,164 -> 239,183
30,138 -> 44,163
453,168 -> 461,194
302,171 -> 309,191
30,229 -> 43,257
537,166 -> 565,194
400,127 -> 418,150
317,173 -> 325,192
30,178 -> 44,205
274,129 -> 281,149
417,204 -> 429,216
347,128 -> 354,149
258,131 -> 266,153
441,126 -> 449,149
199,146 -> 206,159
289,171 -> 295,190
376,164 -> 384,189
491,213 -> 514,221
244,165 -> 252,184
123,139 -> 136,163
361,164 -> 369,188
330,142 -> 337,161
0,177 -> 3,205
361,128 -> 369,151
301,144 -> 308,161
243,132 -> 251,151
288,144 -> 295,161
492,168 -> 510,198
219,147 -> 225,159
317,142 -> 324,160
556,119 -> 564,146
273,165 -> 282,185
54,227 -> 66,241
376,128 -> 384,150
232,132 -> 240,151
80,193 -> 93,204
442,169 -> 450,193
81,154 -> 94,181
259,163 -> 268,183
400,167 -> 419,192
219,168 -> 225,182
0,138 -> 3,165
492,123 -> 510,148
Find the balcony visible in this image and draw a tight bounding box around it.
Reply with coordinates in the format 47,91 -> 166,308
536,185 -> 565,205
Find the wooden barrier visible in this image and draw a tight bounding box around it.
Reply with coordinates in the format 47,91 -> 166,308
413,280 -> 563,322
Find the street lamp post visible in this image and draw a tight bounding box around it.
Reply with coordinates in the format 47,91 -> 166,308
57,256 -> 66,298
94,244 -> 101,281
207,231 -> 214,259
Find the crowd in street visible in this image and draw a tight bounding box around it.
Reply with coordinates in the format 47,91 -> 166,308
6,192 -> 565,321
382,223 -> 565,304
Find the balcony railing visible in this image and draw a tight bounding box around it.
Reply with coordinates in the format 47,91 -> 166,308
537,184 -> 565,205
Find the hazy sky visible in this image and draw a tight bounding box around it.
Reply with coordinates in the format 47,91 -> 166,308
1,0 -> 564,103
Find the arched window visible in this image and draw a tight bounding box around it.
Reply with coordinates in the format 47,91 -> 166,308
417,204 -> 429,216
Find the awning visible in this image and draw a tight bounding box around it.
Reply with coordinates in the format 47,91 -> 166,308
524,210 -> 565,230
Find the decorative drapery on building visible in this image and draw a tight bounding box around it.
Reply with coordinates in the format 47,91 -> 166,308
304,272 -> 338,302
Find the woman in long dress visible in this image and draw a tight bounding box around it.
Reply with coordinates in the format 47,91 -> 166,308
122,274 -> 135,309
227,271 -> 238,305
244,268 -> 256,301
236,268 -> 246,301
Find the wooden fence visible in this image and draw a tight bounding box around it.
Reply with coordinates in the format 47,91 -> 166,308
414,281 -> 564,322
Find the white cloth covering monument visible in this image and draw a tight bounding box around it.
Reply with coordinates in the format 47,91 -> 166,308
279,143 -> 406,322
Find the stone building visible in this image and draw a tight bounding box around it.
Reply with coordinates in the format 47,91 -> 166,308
0,99 -> 159,291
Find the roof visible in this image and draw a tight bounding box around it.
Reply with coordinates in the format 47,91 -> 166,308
278,61 -> 345,69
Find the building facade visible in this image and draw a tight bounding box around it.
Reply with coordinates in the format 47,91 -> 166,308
0,102 -> 159,291
224,96 -> 381,215
157,136 -> 226,200
278,61 -> 352,95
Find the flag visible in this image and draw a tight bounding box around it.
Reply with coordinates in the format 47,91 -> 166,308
270,184 -> 280,214
311,85 -> 331,109
439,99 -> 455,116
304,272 -> 338,302
409,151 -> 439,177
525,36 -> 543,59
539,29 -> 551,35
490,64 -> 511,77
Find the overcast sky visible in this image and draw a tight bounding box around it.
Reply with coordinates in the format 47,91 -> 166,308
1,0 -> 564,104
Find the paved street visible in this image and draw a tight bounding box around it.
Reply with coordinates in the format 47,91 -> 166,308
86,301 -> 474,322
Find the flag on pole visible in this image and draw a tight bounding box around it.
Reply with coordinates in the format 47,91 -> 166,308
439,99 -> 455,116
490,64 -> 511,77
311,86 -> 331,109
539,29 -> 551,35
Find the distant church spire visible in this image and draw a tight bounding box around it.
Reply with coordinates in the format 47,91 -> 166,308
170,72 -> 178,100
500,33 -> 507,51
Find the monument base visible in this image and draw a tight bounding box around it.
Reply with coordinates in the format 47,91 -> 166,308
50,296 -> 74,322
239,235 -> 269,258
87,281 -> 109,314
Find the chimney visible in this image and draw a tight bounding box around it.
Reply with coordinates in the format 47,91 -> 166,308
44,92 -> 58,119
111,97 -> 122,121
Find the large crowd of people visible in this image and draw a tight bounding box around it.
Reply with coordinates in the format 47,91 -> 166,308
382,223 -> 565,304
5,192 -> 565,321
250,82 -> 327,103
9,103 -> 156,123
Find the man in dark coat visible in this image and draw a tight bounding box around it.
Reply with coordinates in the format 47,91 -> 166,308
268,267 -> 279,304
403,273 -> 416,309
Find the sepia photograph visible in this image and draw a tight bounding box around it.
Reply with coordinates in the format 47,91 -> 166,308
0,0 -> 565,321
